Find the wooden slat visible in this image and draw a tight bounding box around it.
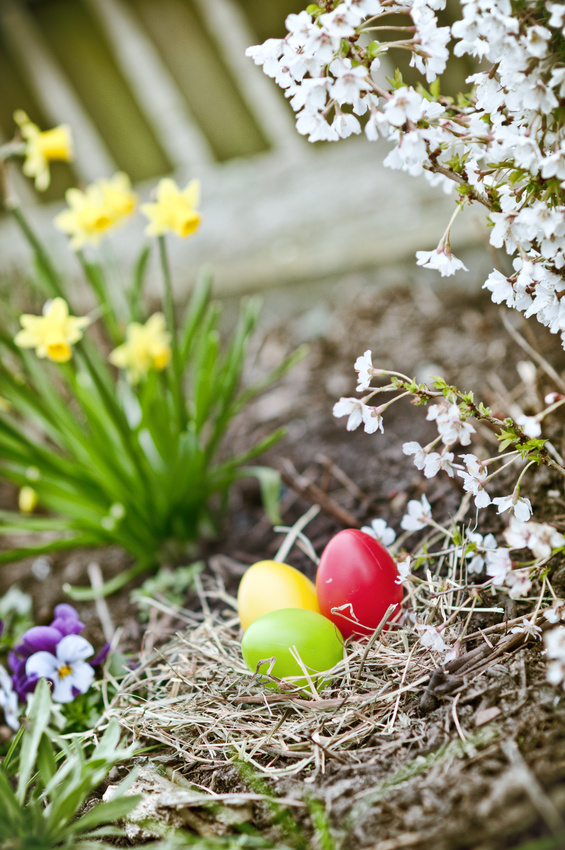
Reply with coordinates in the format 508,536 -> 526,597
132,0 -> 269,161
85,0 -> 214,171
0,0 -> 115,182
192,0 -> 304,157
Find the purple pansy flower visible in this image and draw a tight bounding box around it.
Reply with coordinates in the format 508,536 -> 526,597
8,604 -> 106,702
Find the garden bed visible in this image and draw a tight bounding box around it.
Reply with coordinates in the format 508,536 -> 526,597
3,261 -> 565,849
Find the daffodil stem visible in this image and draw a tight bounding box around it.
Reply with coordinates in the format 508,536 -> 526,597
158,236 -> 186,429
76,251 -> 120,344
10,205 -> 66,300
74,344 -> 152,491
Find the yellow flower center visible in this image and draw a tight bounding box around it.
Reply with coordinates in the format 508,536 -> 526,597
170,207 -> 201,239
34,126 -> 73,162
152,346 -> 171,371
46,342 -> 72,363
76,207 -> 113,234
57,664 -> 73,679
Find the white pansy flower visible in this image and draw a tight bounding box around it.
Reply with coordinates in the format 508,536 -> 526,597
25,634 -> 95,703
0,665 -> 19,731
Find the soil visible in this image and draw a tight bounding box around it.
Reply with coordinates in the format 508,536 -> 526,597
3,255 -> 565,850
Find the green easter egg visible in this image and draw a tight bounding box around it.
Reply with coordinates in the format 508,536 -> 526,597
241,608 -> 344,686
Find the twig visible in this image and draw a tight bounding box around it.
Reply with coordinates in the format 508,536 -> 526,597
500,310 -> 565,394
280,458 -> 361,527
501,739 -> 565,835
87,562 -> 116,643
451,692 -> 467,742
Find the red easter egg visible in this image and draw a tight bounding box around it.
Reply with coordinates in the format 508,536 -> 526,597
316,529 -> 403,639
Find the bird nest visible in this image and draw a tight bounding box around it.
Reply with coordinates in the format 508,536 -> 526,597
106,568 -> 543,783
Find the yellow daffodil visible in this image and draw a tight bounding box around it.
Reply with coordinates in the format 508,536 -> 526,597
109,313 -> 171,383
54,172 -> 137,251
141,178 -> 201,239
19,486 -> 38,514
13,109 -> 73,192
98,172 -> 137,220
14,297 -> 90,363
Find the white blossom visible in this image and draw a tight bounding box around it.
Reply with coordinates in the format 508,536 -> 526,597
516,415 -> 541,439
427,402 -> 475,447
394,552 -> 412,583
416,623 -> 450,652
545,602 -> 565,625
416,248 -> 468,277
384,87 -> 426,126
423,450 -> 456,478
248,0 -> 565,424
492,493 -> 533,523
505,569 -> 533,599
403,440 -> 427,470
510,616 -> 541,635
401,494 -> 433,532
504,518 -> 565,560
545,627 -> 565,689
465,531 -> 498,575
333,396 -> 364,431
547,2 -> 565,30
485,547 -> 512,584
333,397 -> 384,434
361,517 -> 396,546
354,349 -> 376,392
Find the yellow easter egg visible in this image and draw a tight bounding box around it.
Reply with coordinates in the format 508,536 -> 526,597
237,560 -> 320,631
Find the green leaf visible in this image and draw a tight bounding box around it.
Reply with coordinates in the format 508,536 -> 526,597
17,678 -> 52,805
180,267 -> 213,366
237,465 -> 282,526
37,733 -> 58,788
129,243 -> 152,321
62,794 -> 142,838
63,560 -> 150,600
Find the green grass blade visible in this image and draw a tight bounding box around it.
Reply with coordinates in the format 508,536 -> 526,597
16,678 -> 52,805
128,243 -> 152,321
180,266 -> 213,367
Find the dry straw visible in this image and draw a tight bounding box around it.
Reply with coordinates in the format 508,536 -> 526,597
105,504 -> 549,780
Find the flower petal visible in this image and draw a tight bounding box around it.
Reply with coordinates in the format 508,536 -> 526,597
56,634 -> 94,664
25,650 -> 59,679
69,661 -> 95,695
20,626 -> 62,656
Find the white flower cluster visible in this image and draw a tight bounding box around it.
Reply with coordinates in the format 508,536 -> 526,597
249,0 -> 565,339
246,1 -> 449,144
334,350 -> 541,527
